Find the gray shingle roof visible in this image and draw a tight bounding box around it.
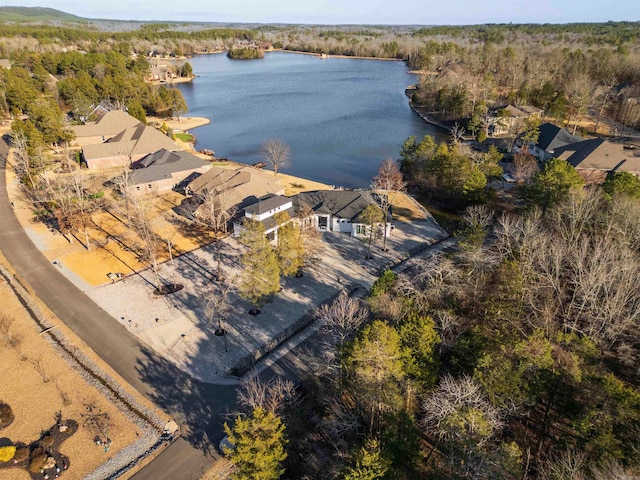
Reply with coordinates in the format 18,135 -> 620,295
537,123 -> 582,152
294,190 -> 376,221
129,149 -> 210,184
553,138 -> 634,172
244,194 -> 291,215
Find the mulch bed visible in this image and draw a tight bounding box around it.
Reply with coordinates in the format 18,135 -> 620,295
0,418 -> 77,479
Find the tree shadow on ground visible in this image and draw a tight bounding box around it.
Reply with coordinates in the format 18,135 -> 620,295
134,346 -> 238,455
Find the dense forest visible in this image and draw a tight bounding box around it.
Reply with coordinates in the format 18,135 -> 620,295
1,13 -> 640,480
281,183 -> 640,480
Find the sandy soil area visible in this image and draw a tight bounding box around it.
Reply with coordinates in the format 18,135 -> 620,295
147,116 -> 210,132
0,256 -> 150,480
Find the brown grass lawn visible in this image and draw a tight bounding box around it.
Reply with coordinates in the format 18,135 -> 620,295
389,192 -> 427,222
0,257 -> 143,480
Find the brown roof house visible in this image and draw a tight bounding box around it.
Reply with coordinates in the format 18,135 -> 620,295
181,164 -> 285,217
144,58 -> 178,83
488,104 -> 540,136
81,123 -> 181,170
71,110 -> 142,147
552,138 -> 640,184
126,149 -> 212,196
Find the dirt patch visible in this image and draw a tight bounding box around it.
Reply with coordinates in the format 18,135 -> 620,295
147,116 -> 210,132
0,284 -> 138,480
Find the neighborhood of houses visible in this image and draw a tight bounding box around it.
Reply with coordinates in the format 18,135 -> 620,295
68,104 -> 640,251
486,103 -> 640,183
524,120 -> 640,183
70,109 -> 394,243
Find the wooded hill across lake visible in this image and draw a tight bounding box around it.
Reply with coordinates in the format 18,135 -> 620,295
1,8 -> 640,480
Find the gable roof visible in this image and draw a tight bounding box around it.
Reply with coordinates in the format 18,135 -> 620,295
129,149 -> 210,185
83,124 -> 180,162
501,105 -> 528,118
244,194 -> 291,215
72,110 -> 141,138
552,138 -> 640,175
536,122 -> 582,152
186,165 -> 284,210
294,190 -> 376,221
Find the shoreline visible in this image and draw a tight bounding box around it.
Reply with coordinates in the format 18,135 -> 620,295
272,48 -> 403,61
405,86 -> 452,132
147,76 -> 196,86
147,115 -> 210,131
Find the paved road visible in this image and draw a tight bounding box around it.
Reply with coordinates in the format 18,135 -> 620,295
0,136 -> 453,479
0,138 -> 232,479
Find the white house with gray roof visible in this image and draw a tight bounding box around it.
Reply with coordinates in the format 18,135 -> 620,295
527,122 -> 582,162
233,190 -> 390,243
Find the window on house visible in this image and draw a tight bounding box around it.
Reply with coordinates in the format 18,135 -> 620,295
356,225 -> 366,235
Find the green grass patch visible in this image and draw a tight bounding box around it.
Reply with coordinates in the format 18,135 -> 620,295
174,132 -> 193,142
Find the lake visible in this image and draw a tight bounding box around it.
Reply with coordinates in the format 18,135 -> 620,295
177,51 -> 445,188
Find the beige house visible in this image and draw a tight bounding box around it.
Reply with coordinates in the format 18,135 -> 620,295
553,138 -> 640,184
488,104 -> 541,136
126,149 -> 212,196
144,58 -> 178,82
71,110 -> 142,147
81,123 -> 181,170
184,164 -> 285,210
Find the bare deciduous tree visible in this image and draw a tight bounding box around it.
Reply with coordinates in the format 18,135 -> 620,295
260,139 -> 291,176
450,122 -> 466,144
315,291 -> 368,351
512,152 -> 539,184
192,187 -> 237,236
0,314 -> 20,348
81,400 -> 113,443
237,373 -> 297,416
371,158 -> 406,252
126,194 -> 164,290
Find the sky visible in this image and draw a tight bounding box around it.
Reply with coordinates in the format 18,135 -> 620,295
1,0 -> 638,25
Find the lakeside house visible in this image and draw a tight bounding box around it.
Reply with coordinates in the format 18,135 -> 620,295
552,138 -> 640,184
71,110 -> 141,147
180,165 -> 285,221
80,122 -> 182,170
143,57 -> 178,83
126,149 -> 212,196
529,122 -> 582,162
233,190 -> 391,242
487,104 -> 542,136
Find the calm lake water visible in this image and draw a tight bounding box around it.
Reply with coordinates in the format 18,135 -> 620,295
177,51 -> 445,188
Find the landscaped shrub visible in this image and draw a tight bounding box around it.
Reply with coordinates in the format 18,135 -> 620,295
12,446 -> 29,463
28,447 -> 48,473
41,434 -> 54,447
0,445 -> 16,462
0,403 -> 13,427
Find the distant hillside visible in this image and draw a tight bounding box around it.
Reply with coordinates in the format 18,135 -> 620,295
0,6 -> 88,23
